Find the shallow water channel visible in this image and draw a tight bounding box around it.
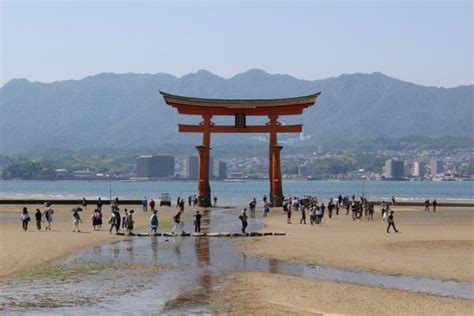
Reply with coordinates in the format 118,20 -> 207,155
1,209 -> 473,315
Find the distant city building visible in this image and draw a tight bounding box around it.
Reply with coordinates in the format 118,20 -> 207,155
385,159 -> 404,179
430,160 -> 444,175
298,160 -> 315,177
217,160 -> 227,179
136,155 -> 175,178
73,169 -> 95,178
403,161 -> 412,177
184,156 -> 199,179
412,161 -> 425,177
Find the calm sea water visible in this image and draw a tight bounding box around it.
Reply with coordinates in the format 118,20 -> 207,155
0,180 -> 472,206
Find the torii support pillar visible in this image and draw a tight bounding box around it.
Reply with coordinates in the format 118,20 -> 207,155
196,115 -> 213,207
270,145 -> 284,207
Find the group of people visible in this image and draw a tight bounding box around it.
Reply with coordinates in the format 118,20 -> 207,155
20,202 -> 54,232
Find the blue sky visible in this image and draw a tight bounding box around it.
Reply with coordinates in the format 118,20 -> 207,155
1,0 -> 472,87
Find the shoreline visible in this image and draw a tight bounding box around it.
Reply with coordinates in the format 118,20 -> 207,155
0,203 -> 198,279
241,205 -> 474,283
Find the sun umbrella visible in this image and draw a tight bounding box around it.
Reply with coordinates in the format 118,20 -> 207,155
71,207 -> 83,212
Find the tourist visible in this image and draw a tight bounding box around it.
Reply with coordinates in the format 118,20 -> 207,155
338,194 -> 343,206
44,207 -> 54,231
392,196 -> 396,205
149,198 -> 155,212
213,196 -> 217,207
424,199 -> 430,212
263,202 -> 269,217
263,195 -> 267,204
122,209 -> 129,230
82,197 -> 88,210
193,195 -> 198,207
127,209 -> 135,234
171,209 -> 183,235
432,199 -> 438,212
35,208 -> 42,231
21,207 -> 30,231
114,209 -> 121,231
299,204 -> 306,224
309,205 -> 316,225
386,210 -> 399,233
335,202 -> 340,215
176,196 -> 181,208
380,201 -> 387,220
97,197 -> 103,211
72,210 -> 82,232
179,199 -> 185,212
142,197 -> 148,212
188,196 -> 192,207
239,208 -> 248,233
92,209 -> 101,231
150,210 -> 159,234
194,210 -> 202,233
108,211 -> 118,234
328,200 -> 334,218
368,202 -> 374,221
315,206 -> 323,224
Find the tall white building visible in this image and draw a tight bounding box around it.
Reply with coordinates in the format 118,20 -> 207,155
183,156 -> 198,179
412,161 -> 425,177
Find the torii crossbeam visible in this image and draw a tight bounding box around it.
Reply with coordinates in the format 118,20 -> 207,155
160,91 -> 321,207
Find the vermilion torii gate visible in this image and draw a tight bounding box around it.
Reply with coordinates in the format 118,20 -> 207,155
160,91 -> 321,207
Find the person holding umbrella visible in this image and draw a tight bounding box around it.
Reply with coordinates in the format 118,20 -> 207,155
72,207 -> 83,232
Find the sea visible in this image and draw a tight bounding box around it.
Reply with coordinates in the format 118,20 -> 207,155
0,180 -> 472,206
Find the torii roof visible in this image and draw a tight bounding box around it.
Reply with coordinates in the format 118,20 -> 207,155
160,91 -> 321,116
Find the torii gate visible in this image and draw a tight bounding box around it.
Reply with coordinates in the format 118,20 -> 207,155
160,91 -> 321,207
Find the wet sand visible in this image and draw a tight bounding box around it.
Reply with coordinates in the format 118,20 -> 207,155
213,272 -> 474,315
0,203 -> 197,278
241,206 -> 474,282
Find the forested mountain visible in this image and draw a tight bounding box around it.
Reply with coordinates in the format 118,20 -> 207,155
1,69 -> 472,154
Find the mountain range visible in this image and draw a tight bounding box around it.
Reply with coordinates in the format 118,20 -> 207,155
0,69 -> 472,154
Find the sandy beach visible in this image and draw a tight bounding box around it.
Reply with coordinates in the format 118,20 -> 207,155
213,272 -> 474,315
240,205 -> 474,283
0,203 -> 197,279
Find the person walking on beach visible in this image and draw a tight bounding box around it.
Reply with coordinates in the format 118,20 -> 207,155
127,210 -> 135,234
263,202 -> 270,217
21,207 -> 30,231
149,198 -> 155,212
82,197 -> 88,210
72,210 -> 83,232
285,201 -> 292,224
97,197 -> 103,211
432,199 -> 437,212
44,208 -> 54,231
35,208 -> 43,231
309,206 -> 316,225
142,197 -> 148,212
171,209 -> 183,235
387,211 -> 399,233
239,208 -> 248,233
150,210 -> 159,234
194,210 -> 202,233
380,201 -> 387,220
424,199 -> 430,212
122,209 -> 129,230
299,204 -> 306,224
108,211 -> 119,234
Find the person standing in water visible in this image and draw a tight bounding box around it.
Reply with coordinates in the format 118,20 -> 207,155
21,207 -> 30,231
387,211 -> 399,233
127,210 -> 135,234
239,208 -> 248,233
150,210 -> 159,234
194,210 -> 202,233
171,209 -> 183,235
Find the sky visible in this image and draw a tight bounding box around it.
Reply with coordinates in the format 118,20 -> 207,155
1,0 -> 472,87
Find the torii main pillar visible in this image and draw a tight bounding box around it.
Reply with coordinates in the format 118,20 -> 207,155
268,115 -> 283,206
196,115 -> 213,207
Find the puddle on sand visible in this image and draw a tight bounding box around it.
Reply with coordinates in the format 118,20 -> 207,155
0,209 -> 473,315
